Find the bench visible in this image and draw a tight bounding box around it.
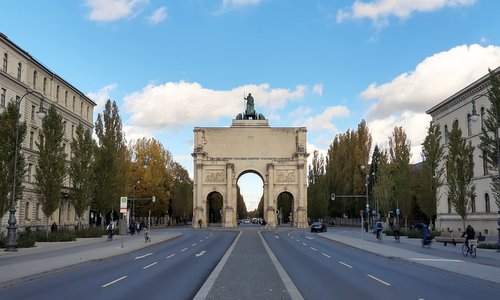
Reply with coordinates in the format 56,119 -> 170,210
435,231 -> 465,246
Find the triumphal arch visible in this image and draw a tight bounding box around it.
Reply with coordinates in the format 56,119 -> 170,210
192,94 -> 308,229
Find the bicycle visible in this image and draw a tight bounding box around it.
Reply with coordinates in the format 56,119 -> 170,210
422,236 -> 432,248
462,239 -> 477,258
144,230 -> 151,243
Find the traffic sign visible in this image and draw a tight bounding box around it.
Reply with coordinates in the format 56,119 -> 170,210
396,208 -> 400,215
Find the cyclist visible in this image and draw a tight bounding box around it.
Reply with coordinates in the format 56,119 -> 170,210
461,224 -> 475,253
375,221 -> 383,240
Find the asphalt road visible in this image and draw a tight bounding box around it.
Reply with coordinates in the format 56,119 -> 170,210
0,229 -> 237,300
262,230 -> 500,300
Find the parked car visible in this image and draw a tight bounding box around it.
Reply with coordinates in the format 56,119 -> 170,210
310,222 -> 327,232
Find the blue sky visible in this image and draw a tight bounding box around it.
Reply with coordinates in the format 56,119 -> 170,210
3,0 -> 500,210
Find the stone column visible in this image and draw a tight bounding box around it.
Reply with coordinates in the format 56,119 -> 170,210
297,158 -> 307,228
224,163 -> 234,227
266,163 -> 276,228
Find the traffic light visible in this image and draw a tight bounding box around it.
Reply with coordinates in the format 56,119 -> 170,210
331,193 -> 335,201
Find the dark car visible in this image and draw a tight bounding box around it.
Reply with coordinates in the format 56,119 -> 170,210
310,222 -> 327,232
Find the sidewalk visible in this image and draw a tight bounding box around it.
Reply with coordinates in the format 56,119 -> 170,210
320,227 -> 500,285
0,229 -> 181,287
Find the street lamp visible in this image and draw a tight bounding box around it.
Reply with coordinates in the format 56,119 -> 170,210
5,90 -> 46,252
470,92 -> 500,251
361,165 -> 370,227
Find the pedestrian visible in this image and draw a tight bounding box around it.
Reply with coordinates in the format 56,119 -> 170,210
461,224 -> 475,253
198,219 -> 202,228
51,222 -> 57,233
107,222 -> 114,241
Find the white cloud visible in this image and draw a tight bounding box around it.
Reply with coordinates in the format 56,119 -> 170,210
299,106 -> 350,131
215,0 -> 261,14
313,83 -> 324,96
362,44 -> 500,120
337,0 -> 476,25
147,6 -> 167,25
85,0 -> 147,22
123,81 -> 306,129
360,44 -> 500,163
86,83 -> 117,114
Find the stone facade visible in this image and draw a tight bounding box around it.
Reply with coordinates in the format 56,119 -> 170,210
426,66 -> 500,237
192,119 -> 308,228
0,33 -> 95,231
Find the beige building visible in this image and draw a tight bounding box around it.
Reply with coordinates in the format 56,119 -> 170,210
426,66 -> 500,237
0,33 -> 96,231
192,119 -> 309,229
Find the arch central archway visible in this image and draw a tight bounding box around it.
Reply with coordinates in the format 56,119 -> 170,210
192,119 -> 308,229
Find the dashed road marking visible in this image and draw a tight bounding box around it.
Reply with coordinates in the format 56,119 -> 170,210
102,276 -> 127,288
143,262 -> 158,269
166,254 -> 175,259
368,274 -> 391,286
302,243 -> 308,246
322,253 -> 331,259
199,239 -> 204,243
134,253 -> 153,260
181,248 -> 188,252
310,247 -> 318,251
338,261 -> 353,268
192,243 -> 197,246
274,235 -> 280,239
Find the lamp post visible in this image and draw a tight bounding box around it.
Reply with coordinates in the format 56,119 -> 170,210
361,165 -> 370,228
470,93 -> 500,251
5,90 -> 46,252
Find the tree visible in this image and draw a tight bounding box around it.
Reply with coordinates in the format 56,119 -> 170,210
479,69 -> 500,209
69,123 -> 95,229
447,120 -> 476,229
169,161 -> 193,224
34,104 -> 66,233
0,101 -> 27,220
93,100 -> 128,223
373,150 -> 393,217
389,126 -> 412,227
417,121 -> 445,228
308,150 -> 329,221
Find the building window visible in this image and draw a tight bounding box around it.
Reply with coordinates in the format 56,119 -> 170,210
67,202 -> 71,220
444,125 -> 449,144
17,62 -> 21,81
471,195 -> 476,213
3,53 -> 7,72
1,88 -> 5,108
87,107 -> 89,119
31,105 -> 35,120
467,114 -> 472,136
485,193 -> 490,212
63,120 -> 67,135
72,96 -> 75,110
65,91 -> 68,106
480,107 -> 485,131
28,163 -> 33,182
71,124 -> 75,138
36,203 -> 40,220
447,198 -> 451,213
482,150 -> 488,175
56,85 -> 60,101
43,77 -> 47,95
33,71 -> 37,89
30,131 -> 34,149
25,202 -> 30,220
80,101 -> 83,115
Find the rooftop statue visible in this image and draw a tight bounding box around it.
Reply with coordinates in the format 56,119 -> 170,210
236,93 -> 265,120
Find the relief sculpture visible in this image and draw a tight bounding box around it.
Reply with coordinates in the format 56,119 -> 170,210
275,170 -> 295,183
205,170 -> 225,183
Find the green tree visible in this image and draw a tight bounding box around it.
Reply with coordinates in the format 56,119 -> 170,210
69,124 -> 95,229
373,150 -> 393,217
447,120 -> 476,229
94,100 -> 127,223
0,101 -> 27,220
34,104 -> 66,233
417,121 -> 445,228
389,126 -> 412,227
479,69 -> 500,209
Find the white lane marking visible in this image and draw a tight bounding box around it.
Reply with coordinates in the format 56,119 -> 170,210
274,235 -> 280,239
199,239 -> 204,243
166,254 -> 175,259
322,253 -> 331,259
302,243 -> 308,246
205,237 -> 209,240
338,261 -> 353,269
196,250 -> 207,257
306,236 -> 314,240
310,247 -> 318,251
143,262 -> 158,269
367,274 -> 391,286
409,258 -> 463,262
134,253 -> 153,260
181,248 -> 188,252
295,239 -> 300,242
192,243 -> 198,246
102,276 -> 127,288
